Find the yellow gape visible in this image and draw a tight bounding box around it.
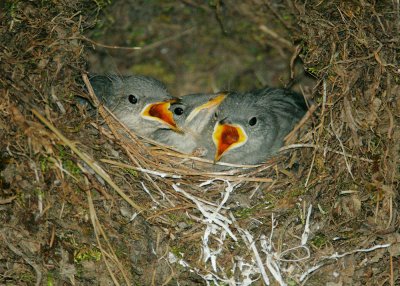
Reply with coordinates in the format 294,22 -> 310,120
141,100 -> 183,133
212,122 -> 248,162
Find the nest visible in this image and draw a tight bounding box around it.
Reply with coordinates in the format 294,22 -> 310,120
1,1 -> 399,285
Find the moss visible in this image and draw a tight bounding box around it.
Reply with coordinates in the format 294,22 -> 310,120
34,187 -> 45,198
167,212 -> 194,227
40,156 -> 51,173
305,67 -> 319,77
170,246 -> 185,259
282,14 -> 293,21
63,159 -> 81,176
233,207 -> 254,219
311,233 -> 329,248
234,199 -> 275,219
368,136 -> 383,155
287,278 -> 298,286
289,186 -> 308,197
56,145 -> 81,176
92,0 -> 112,10
74,245 -> 102,263
46,272 -> 55,286
124,168 -> 138,177
4,1 -> 19,18
19,272 -> 36,284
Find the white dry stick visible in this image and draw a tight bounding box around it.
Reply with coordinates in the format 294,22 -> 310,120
278,206 -> 311,263
136,167 -> 181,179
299,243 -> 391,282
260,235 -> 287,286
269,213 -> 277,243
237,259 -> 260,286
260,214 -> 286,286
280,143 -> 373,163
299,263 -> 324,282
249,184 -> 261,199
201,273 -> 230,286
172,183 -> 237,275
279,209 -> 312,262
51,86 -> 66,114
199,179 -> 215,187
278,245 -> 310,263
202,223 -> 213,262
172,184 -> 237,241
324,243 -> 391,259
168,251 -> 235,286
100,159 -> 182,179
204,206 -> 235,240
202,223 -> 223,271
322,80 -> 327,115
301,205 -> 312,245
30,160 -> 44,215
330,121 -> 355,180
202,181 -> 234,271
140,182 -> 160,205
210,246 -> 221,272
209,230 -> 227,272
129,212 -> 138,222
210,180 -> 233,219
242,230 -> 271,285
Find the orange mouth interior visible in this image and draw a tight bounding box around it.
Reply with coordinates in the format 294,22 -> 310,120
141,101 -> 181,132
213,122 -> 247,162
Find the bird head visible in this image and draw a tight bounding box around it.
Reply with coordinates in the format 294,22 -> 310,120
89,75 -> 182,135
211,91 -> 282,165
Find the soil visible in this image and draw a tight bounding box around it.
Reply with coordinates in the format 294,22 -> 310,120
1,1 -> 399,285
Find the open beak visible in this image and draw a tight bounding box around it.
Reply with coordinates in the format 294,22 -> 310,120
212,121 -> 248,162
141,100 -> 183,133
185,92 -> 227,124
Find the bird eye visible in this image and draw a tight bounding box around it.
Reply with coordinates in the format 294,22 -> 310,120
248,117 -> 257,126
174,107 -> 184,115
128,94 -> 138,104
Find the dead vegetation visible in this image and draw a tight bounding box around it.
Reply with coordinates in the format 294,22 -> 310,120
0,0 -> 399,285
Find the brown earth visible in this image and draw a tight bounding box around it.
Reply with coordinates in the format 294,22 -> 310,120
0,1 -> 399,285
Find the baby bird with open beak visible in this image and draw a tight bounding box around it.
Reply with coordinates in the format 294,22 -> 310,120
151,92 -> 227,155
211,87 -> 308,165
89,75 -> 181,137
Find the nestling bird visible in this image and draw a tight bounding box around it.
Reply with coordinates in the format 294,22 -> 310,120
89,75 -> 181,137
210,87 -> 308,165
87,75 -> 308,167
150,92 -> 227,154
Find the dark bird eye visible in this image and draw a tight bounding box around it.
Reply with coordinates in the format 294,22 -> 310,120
174,107 -> 184,115
248,117 -> 257,126
128,94 -> 138,104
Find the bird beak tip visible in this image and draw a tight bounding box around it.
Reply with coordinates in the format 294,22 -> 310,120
174,127 -> 185,134
213,155 -> 221,164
